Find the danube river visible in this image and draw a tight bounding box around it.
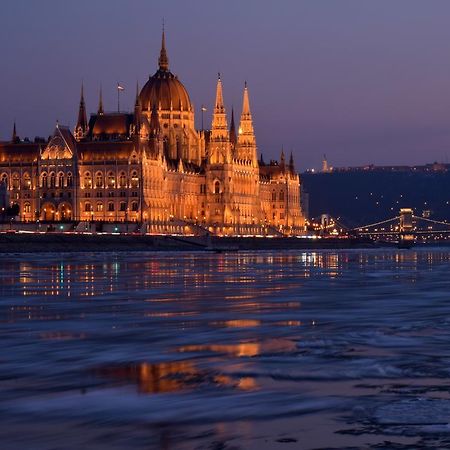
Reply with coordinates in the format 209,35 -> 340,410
1,250 -> 450,449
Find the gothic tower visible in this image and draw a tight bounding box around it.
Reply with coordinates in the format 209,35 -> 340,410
206,74 -> 233,230
75,83 -> 88,141
236,82 -> 257,166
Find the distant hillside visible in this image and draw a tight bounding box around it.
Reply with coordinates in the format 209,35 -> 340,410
301,171 -> 450,228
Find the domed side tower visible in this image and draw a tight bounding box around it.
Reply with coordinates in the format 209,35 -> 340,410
139,30 -> 203,165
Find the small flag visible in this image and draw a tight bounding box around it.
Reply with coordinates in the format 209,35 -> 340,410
117,83 -> 125,91
201,105 -> 207,112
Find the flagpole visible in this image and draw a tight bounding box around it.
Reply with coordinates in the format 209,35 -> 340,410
117,83 -> 120,112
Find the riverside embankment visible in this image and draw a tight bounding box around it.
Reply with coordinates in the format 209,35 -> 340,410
0,233 -> 378,253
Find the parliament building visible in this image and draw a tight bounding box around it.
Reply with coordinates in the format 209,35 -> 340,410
0,32 -> 305,236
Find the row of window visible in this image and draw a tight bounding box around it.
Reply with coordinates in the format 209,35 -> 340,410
84,201 -> 139,213
83,171 -> 139,189
272,191 -> 285,202
40,172 -> 73,188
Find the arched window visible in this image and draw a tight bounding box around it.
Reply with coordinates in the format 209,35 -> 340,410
41,173 -> 48,188
0,173 -> 8,188
120,201 -> 127,212
214,180 -> 220,194
23,172 -> 31,190
95,172 -> 103,188
96,202 -> 103,212
58,172 -> 64,188
84,202 -> 92,212
131,171 -> 139,188
131,201 -> 139,212
84,172 -> 92,189
272,190 -> 277,202
12,173 -> 20,189
108,202 -> 115,212
49,172 -> 56,188
67,172 -> 73,187
24,202 -> 31,214
279,190 -> 284,201
107,172 -> 115,188
119,172 -> 127,188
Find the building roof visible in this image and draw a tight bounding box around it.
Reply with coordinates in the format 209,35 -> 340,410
89,113 -> 134,139
0,142 -> 40,163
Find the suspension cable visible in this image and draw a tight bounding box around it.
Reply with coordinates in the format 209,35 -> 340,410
352,216 -> 400,231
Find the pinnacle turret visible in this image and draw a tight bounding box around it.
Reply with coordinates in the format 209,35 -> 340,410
210,74 -> 228,140
75,82 -> 88,141
158,27 -> 169,71
98,85 -> 104,115
229,107 -> 237,150
289,151 -> 295,173
12,121 -> 19,143
237,82 -> 257,164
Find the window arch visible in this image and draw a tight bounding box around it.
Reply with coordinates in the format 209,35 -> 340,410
272,190 -> 277,202
131,171 -> 139,188
41,172 -> 48,188
279,190 -> 284,202
131,201 -> 139,212
96,202 -> 103,212
24,202 -> 31,214
23,172 -> 31,190
214,180 -> 220,194
49,172 -> 56,188
12,173 -> 20,189
84,172 -> 92,189
108,202 -> 115,212
95,172 -> 103,188
67,172 -> 73,187
58,172 -> 65,188
107,172 -> 115,188
119,201 -> 127,212
119,172 -> 127,188
84,202 -> 92,212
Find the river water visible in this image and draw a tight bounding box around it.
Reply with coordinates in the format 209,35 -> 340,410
1,249 -> 450,449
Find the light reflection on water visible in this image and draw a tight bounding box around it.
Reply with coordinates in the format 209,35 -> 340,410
1,249 -> 450,449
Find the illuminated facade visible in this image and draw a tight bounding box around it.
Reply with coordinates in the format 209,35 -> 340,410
0,32 -> 304,235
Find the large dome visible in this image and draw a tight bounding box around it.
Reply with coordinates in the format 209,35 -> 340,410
139,31 -> 192,112
139,70 -> 192,112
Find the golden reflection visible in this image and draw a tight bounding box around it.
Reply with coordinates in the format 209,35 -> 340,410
211,319 -> 261,328
275,320 -> 302,327
178,338 -> 296,357
95,360 -> 258,394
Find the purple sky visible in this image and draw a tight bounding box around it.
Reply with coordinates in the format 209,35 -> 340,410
2,0 -> 450,169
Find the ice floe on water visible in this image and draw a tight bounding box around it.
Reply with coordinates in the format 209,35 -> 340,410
2,249 -> 450,448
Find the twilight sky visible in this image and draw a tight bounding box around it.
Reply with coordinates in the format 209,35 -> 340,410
2,0 -> 450,169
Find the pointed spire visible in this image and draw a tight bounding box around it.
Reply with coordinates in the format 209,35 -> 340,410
215,73 -> 225,111
135,81 -> 141,107
259,153 -> 265,166
242,81 -> 251,116
209,74 -> 231,164
229,107 -> 237,149
149,104 -> 160,135
98,85 -> 104,115
76,82 -> 88,139
237,81 -> 257,164
158,24 -> 169,71
210,74 -> 228,139
12,121 -> 17,142
289,151 -> 295,173
280,147 -> 286,169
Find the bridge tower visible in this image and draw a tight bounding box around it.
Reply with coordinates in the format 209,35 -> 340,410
399,208 -> 414,247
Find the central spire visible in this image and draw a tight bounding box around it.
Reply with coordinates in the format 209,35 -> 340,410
158,25 -> 169,71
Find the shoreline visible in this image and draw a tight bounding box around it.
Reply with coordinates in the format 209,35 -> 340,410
0,232 -> 444,253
